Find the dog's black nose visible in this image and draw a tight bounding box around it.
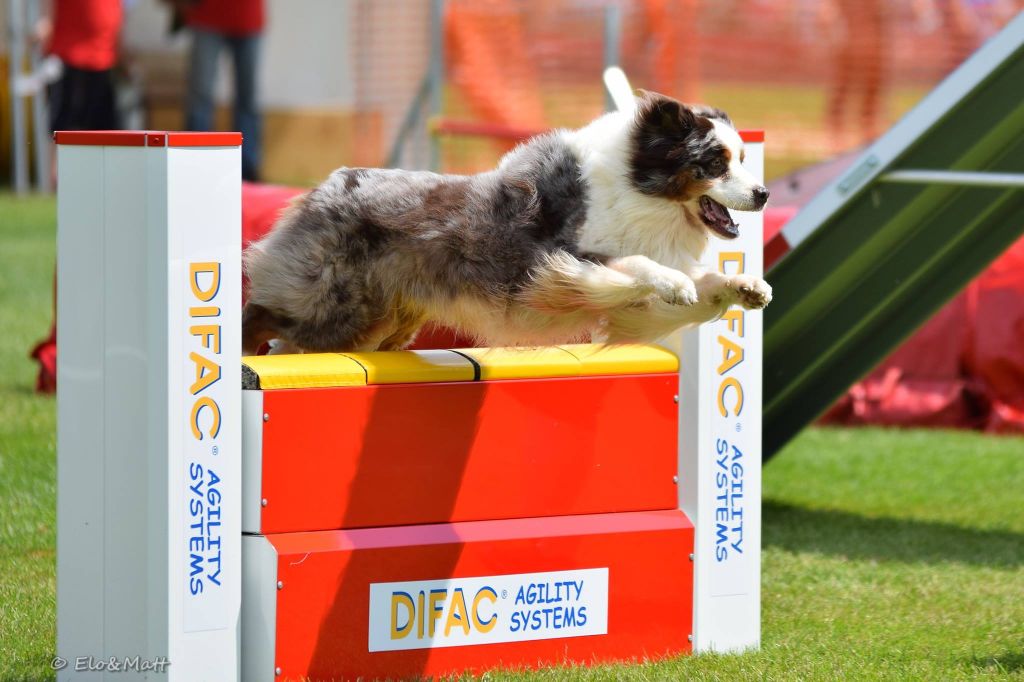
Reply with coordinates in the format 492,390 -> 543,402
753,186 -> 769,209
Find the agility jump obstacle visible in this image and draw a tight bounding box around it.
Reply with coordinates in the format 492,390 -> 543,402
55,130 -> 763,681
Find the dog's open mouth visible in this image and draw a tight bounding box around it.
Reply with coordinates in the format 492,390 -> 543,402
699,196 -> 739,239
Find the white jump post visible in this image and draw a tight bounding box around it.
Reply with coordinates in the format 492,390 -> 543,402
56,131 -> 242,681
672,131 -> 764,652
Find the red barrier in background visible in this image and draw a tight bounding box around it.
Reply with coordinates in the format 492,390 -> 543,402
32,183 -> 1024,436
821,236 -> 1024,433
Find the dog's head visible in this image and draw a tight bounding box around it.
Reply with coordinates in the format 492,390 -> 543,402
629,91 -> 768,240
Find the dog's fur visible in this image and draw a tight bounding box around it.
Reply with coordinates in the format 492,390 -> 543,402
242,91 -> 772,353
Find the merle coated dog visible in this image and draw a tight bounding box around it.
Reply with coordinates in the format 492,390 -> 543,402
242,91 -> 771,354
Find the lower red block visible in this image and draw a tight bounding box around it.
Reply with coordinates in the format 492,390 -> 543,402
242,510 -> 694,681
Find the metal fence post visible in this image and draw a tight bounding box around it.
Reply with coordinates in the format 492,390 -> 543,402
26,0 -> 52,191
428,0 -> 445,171
603,4 -> 622,113
7,0 -> 30,193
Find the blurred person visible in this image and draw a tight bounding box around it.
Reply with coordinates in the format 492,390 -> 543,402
914,0 -> 1022,70
934,0 -> 982,68
167,0 -> 264,181
825,0 -> 891,149
31,0 -> 124,393
446,0 -> 546,152
639,0 -> 701,104
578,0 -> 702,107
974,0 -> 1024,35
39,0 -> 124,134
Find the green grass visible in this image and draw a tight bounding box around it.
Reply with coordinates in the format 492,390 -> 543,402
0,194 -> 59,681
1,194 -> 1022,681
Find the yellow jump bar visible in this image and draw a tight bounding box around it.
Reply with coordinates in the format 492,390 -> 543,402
242,344 -> 678,389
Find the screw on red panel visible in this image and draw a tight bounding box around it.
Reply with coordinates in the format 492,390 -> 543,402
688,634 -> 693,642
275,666 -> 282,676
263,413 -> 270,422
673,394 -> 679,404
277,580 -> 283,590
672,475 -> 678,484
261,498 -> 268,507
689,553 -> 694,561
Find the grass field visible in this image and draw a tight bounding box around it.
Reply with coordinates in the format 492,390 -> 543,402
1,194 -> 1022,681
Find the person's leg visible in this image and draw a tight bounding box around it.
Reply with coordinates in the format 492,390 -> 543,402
83,68 -> 120,130
857,0 -> 889,143
229,34 -> 263,181
186,28 -> 223,132
827,1 -> 859,150
50,66 -> 118,131
48,66 -> 75,133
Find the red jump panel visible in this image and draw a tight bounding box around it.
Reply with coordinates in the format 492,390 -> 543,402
257,374 -> 679,533
253,510 -> 694,680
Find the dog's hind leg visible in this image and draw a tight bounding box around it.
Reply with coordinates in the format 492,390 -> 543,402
266,339 -> 304,355
376,307 -> 428,351
334,307 -> 426,353
242,303 -> 292,354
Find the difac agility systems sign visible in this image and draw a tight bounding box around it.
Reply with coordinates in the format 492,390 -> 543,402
367,568 -> 608,651
183,261 -> 232,632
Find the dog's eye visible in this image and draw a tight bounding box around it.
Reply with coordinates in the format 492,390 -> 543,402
708,159 -> 727,176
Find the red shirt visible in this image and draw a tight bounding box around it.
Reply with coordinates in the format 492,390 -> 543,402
48,0 -> 123,71
186,0 -> 265,37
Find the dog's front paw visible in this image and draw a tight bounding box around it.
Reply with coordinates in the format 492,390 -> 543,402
735,277 -> 772,309
652,272 -> 698,306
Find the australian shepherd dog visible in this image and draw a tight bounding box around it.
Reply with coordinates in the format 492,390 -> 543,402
242,91 -> 772,354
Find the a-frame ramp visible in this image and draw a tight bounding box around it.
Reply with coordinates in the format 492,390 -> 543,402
764,12 -> 1024,459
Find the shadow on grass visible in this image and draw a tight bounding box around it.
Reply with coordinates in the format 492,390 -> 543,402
970,651 -> 1024,674
763,500 -> 1023,568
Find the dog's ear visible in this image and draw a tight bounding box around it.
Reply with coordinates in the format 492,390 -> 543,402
687,104 -> 733,128
635,90 -> 734,132
634,90 -> 698,138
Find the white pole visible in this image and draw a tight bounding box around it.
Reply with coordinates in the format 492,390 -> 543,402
879,169 -> 1024,188
670,136 -> 764,653
57,132 -> 242,681
26,0 -> 52,192
7,0 -> 30,193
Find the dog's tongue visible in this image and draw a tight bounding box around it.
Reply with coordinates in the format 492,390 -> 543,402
704,199 -> 731,223
699,196 -> 739,239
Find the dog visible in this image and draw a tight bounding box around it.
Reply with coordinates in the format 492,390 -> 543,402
242,91 -> 772,354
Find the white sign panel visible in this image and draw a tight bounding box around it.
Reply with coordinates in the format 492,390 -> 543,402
707,250 -> 758,599
368,568 -> 608,652
182,261 -> 233,632
167,143 -> 242,655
